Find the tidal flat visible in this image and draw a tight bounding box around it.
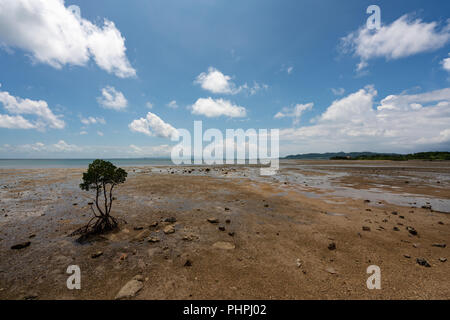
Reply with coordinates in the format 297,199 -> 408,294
0,160 -> 449,299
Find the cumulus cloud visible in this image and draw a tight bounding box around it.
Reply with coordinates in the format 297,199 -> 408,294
279,86 -> 450,154
80,116 -> 105,125
0,0 -> 136,78
166,100 -> 178,109
274,103 -> 313,125
0,89 -> 65,130
52,140 -> 81,152
0,141 -> 173,158
194,67 -> 267,95
97,86 -> 127,110
340,14 -> 450,71
442,53 -> 450,72
146,102 -> 153,109
195,67 -> 237,94
129,112 -> 179,139
191,97 -> 247,118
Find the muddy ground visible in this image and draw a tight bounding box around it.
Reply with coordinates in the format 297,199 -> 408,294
0,160 -> 449,299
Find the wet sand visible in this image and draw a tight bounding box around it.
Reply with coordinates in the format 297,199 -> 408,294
0,160 -> 449,299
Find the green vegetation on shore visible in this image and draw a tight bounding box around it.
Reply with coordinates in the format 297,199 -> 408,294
330,152 -> 450,161
284,151 -> 450,161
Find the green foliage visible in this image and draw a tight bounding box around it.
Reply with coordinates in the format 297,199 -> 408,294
330,152 -> 450,161
75,159 -> 127,236
80,159 -> 127,192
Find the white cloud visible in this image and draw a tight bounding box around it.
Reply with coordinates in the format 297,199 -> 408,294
331,88 -> 345,96
279,86 -> 450,154
52,140 -> 81,152
80,131 -> 88,135
0,89 -> 65,130
129,112 -> 179,139
146,101 -> 153,109
191,97 -> 247,118
442,53 -> 450,72
80,116 -> 105,125
97,131 -> 104,136
0,0 -> 136,78
341,14 -> 450,70
274,103 -> 313,125
166,100 -> 178,109
195,67 -> 236,94
129,144 -> 172,156
280,65 -> 294,74
194,67 -> 267,95
97,86 -> 127,110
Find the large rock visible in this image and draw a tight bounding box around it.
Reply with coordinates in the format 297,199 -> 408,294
115,278 -> 144,300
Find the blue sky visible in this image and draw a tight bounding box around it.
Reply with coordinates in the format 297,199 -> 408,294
0,0 -> 450,158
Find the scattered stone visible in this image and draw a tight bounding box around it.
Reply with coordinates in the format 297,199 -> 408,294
432,243 -> 446,248
91,251 -> 103,258
147,237 -> 160,243
399,216 -> 405,219
406,226 -> 418,236
212,241 -> 235,250
149,221 -> 158,228
207,218 -> 219,224
224,207 -> 230,211
325,267 -> 337,274
23,294 -> 38,300
404,254 -> 411,259
439,257 -> 447,263
437,221 -> 444,225
28,234 -> 36,239
362,226 -> 371,231
328,242 -> 336,250
119,253 -> 128,261
416,258 -> 431,267
228,232 -> 235,237
133,229 -> 151,241
296,259 -> 302,268
364,200 -> 370,203
421,205 -> 432,210
11,241 -> 31,250
391,211 -> 398,215
393,227 -> 399,231
115,279 -> 144,299
72,203 -> 77,206
164,217 -> 177,223
133,275 -> 144,282
133,226 -> 144,231
225,219 -> 231,224
218,226 -> 225,231
184,259 -> 192,267
87,202 -> 94,205
264,204 -> 269,208
413,243 -> 420,248
163,225 -> 175,234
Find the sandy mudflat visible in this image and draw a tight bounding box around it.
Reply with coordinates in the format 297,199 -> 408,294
0,160 -> 449,299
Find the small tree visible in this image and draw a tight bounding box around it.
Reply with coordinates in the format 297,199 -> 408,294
77,159 -> 127,234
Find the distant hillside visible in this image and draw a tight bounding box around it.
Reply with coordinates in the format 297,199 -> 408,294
283,152 -> 388,160
283,151 -> 450,161
335,151 -> 450,161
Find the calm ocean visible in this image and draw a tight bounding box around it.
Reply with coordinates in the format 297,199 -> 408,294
0,158 -> 175,169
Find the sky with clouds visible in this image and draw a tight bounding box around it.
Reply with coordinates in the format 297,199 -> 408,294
0,0 -> 449,158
